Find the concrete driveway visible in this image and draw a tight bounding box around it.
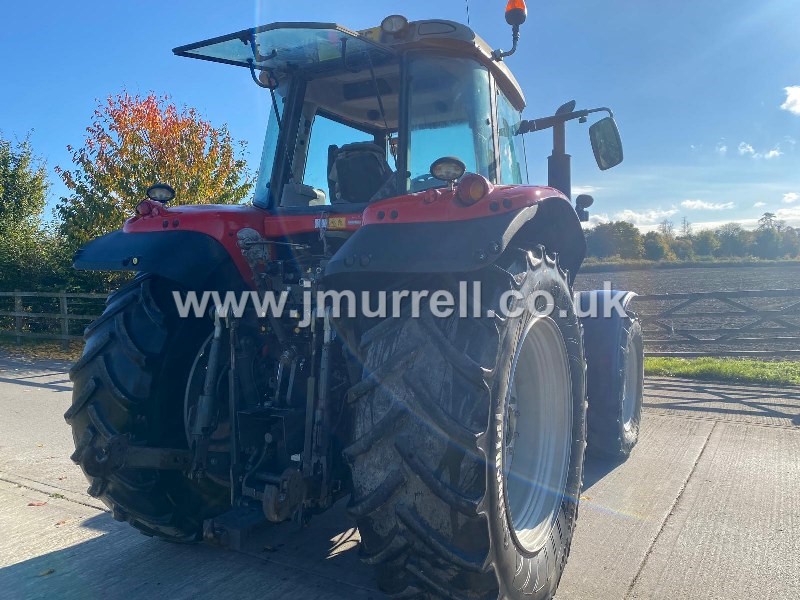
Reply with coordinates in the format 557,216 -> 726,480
0,353 -> 798,599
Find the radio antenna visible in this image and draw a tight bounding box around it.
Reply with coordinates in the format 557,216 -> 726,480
465,0 -> 471,25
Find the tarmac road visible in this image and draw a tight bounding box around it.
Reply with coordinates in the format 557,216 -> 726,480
0,353 -> 798,599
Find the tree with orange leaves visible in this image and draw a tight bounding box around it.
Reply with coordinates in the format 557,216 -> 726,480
56,92 -> 253,246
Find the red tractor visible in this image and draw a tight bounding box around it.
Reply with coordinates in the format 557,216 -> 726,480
66,5 -> 643,599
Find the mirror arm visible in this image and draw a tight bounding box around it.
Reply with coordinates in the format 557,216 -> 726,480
516,105 -> 619,199
516,106 -> 614,135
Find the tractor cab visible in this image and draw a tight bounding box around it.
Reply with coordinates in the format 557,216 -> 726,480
174,18 -> 529,211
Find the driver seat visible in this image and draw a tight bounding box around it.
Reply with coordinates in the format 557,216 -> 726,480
328,142 -> 392,203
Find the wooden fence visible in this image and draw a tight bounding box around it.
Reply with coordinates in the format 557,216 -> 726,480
632,289 -> 800,358
1,289 -> 799,358
0,291 -> 107,349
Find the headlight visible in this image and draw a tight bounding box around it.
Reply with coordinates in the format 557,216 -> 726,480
146,183 -> 176,203
430,156 -> 466,183
381,15 -> 409,35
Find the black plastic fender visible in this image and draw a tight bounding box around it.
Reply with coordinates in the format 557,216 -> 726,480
73,230 -> 242,290
324,197 -> 587,283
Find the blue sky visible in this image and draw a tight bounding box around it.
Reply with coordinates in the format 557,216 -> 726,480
1,0 -> 798,230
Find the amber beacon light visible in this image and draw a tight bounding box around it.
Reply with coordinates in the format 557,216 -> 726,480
505,0 -> 528,26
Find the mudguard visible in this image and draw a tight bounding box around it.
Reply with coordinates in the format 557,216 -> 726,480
73,230 -> 241,290
325,196 -> 586,282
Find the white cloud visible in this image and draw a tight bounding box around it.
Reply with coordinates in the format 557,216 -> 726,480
690,217 -> 760,231
783,192 -> 799,204
584,213 -> 610,228
737,141 -> 783,160
754,201 -> 767,208
614,208 -> 678,226
715,143 -> 728,155
776,206 -> 800,227
573,185 -> 601,196
738,142 -> 755,156
680,199 -> 735,210
780,86 -> 800,115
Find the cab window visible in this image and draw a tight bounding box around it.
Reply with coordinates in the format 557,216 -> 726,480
407,56 -> 494,191
497,89 -> 526,184
301,115 -> 373,204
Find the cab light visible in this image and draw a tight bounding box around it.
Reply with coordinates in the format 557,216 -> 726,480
456,174 -> 493,206
146,183 -> 176,203
381,15 -> 409,34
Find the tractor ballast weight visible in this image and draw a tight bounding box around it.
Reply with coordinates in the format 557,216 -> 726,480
66,9 -> 643,600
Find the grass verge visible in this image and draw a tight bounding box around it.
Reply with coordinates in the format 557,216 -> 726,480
644,356 -> 800,387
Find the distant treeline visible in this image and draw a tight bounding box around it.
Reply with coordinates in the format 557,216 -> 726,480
585,216 -> 799,262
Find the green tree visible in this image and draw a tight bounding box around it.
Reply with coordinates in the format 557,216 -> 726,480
56,93 -> 254,248
753,227 -> 782,258
0,135 -> 48,234
586,221 -> 643,259
643,231 -> 673,261
758,212 -> 782,231
669,237 -> 695,260
780,227 -> 800,257
692,229 -> 720,256
0,134 -> 57,291
716,223 -> 750,257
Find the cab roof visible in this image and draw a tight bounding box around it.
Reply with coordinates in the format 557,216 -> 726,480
173,19 -> 526,110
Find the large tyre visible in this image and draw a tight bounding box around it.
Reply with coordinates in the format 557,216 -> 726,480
65,275 -> 228,541
345,248 -> 587,600
584,312 -> 644,459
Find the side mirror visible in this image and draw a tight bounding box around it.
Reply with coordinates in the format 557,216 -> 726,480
589,117 -> 623,171
575,194 -> 594,222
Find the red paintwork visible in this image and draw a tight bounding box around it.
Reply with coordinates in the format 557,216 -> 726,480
123,183 -> 565,283
362,184 -> 564,225
125,203 -> 267,283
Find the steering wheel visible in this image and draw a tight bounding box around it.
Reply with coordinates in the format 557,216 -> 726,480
410,173 -> 439,192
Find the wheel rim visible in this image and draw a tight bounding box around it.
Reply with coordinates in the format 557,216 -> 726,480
503,317 -> 573,554
621,336 -> 640,431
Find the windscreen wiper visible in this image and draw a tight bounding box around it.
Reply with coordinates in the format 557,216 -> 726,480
246,33 -> 282,128
365,51 -> 394,167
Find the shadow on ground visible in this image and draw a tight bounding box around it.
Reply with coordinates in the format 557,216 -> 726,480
644,378 -> 800,426
0,502 -> 374,600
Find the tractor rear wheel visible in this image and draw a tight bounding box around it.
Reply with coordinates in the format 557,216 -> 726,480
346,248 -> 586,600
65,275 -> 228,541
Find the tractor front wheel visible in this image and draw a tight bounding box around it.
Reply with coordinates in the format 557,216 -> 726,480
585,312 -> 644,460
